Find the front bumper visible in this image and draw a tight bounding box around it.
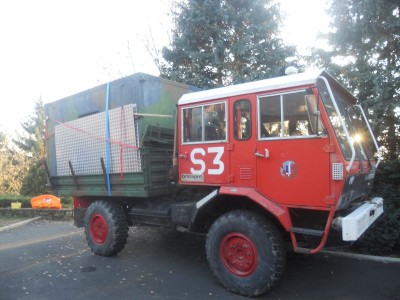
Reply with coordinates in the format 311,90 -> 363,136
333,197 -> 384,241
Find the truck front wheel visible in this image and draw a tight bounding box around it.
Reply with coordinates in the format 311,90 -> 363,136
84,200 -> 128,256
206,210 -> 286,297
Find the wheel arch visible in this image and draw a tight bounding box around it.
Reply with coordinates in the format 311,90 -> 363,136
74,196 -> 131,227
191,187 -> 291,234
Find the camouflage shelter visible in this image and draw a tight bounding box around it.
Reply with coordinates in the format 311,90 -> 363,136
45,73 -> 199,197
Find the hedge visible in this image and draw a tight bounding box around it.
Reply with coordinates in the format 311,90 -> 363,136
0,194 -> 73,209
351,159 -> 400,255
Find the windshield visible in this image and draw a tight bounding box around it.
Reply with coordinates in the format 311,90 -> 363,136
347,105 -> 375,160
317,77 -> 377,165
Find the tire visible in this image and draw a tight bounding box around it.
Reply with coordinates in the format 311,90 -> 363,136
206,210 -> 286,297
84,200 -> 129,256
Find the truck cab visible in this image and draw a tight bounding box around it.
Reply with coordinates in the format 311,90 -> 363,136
177,70 -> 382,251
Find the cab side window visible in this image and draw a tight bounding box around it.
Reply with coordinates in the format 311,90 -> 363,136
233,99 -> 251,140
183,106 -> 202,142
258,90 -> 323,139
259,95 -> 281,137
182,102 -> 226,143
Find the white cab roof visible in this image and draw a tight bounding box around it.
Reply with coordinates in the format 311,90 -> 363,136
178,70 -> 323,106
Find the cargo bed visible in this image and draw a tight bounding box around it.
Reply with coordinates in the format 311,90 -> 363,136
45,73 -> 196,198
47,125 -> 175,198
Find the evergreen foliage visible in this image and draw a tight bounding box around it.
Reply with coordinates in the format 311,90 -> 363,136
0,132 -> 29,194
312,0 -> 399,160
311,0 -> 400,254
354,160 -> 400,254
161,0 -> 296,88
13,99 -> 50,196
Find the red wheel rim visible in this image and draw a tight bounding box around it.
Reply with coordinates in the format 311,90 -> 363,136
220,232 -> 258,277
90,214 -> 108,244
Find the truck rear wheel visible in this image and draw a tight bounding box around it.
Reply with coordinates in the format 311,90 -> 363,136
84,200 -> 128,256
206,210 -> 286,297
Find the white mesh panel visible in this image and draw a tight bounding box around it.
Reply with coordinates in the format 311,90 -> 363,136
55,104 -> 141,176
332,163 -> 344,180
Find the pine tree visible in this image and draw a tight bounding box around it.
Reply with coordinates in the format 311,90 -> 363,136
161,0 -> 296,88
14,99 -> 49,195
311,0 -> 400,254
312,0 -> 399,160
0,131 -> 29,194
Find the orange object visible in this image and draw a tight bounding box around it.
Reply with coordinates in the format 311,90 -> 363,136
31,194 -> 62,209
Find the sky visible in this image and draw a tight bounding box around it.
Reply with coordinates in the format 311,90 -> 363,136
0,0 -> 330,136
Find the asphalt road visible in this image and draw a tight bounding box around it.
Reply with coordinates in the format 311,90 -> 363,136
0,220 -> 399,300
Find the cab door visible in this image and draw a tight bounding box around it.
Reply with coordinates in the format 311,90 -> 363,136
178,101 -> 229,185
255,89 -> 330,207
228,96 -> 257,187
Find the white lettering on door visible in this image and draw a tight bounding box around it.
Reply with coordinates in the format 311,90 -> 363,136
208,147 -> 224,175
190,148 -> 206,174
190,146 -> 224,175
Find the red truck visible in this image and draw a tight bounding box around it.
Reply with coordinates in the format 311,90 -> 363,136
45,70 -> 383,296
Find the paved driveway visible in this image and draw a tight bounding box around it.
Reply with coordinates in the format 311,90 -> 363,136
0,220 -> 399,300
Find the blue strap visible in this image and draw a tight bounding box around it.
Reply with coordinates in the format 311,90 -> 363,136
105,83 -> 112,196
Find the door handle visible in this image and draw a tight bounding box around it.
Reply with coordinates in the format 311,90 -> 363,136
255,152 -> 264,158
255,149 -> 269,158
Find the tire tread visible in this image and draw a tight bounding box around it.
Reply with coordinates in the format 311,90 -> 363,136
206,210 -> 286,297
84,200 -> 129,256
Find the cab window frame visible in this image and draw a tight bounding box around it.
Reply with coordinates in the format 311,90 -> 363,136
233,99 -> 252,141
257,90 -> 324,140
181,101 -> 227,144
